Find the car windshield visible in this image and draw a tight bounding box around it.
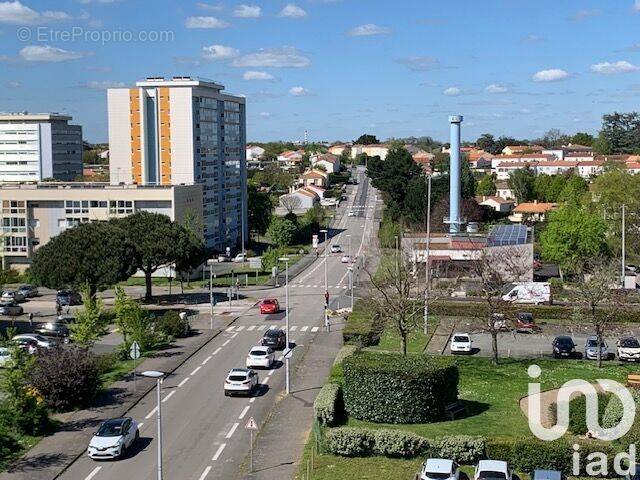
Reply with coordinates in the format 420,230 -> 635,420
96,421 -> 125,437
587,339 -> 604,348
263,300 -> 275,305
251,350 -> 267,356
229,375 -> 248,381
556,337 -> 572,346
478,472 -> 507,480
265,330 -> 281,338
33,335 -> 47,342
425,472 -> 452,479
621,338 -> 640,348
453,336 -> 469,342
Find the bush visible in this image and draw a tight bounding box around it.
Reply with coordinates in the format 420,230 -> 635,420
510,438 -> 570,473
572,439 -> 614,477
435,435 -> 485,464
342,351 -> 458,424
342,301 -> 383,347
29,345 -> 101,412
324,427 -> 374,457
484,438 -> 512,462
548,392 -> 609,436
94,351 -> 119,376
155,311 -> 189,339
314,383 -> 343,427
0,425 -> 22,464
372,429 -> 430,458
602,389 -> 640,429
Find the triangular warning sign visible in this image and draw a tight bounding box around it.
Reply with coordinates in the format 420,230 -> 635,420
245,416 -> 258,430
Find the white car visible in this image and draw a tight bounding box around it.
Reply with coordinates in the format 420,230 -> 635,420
224,368 -> 259,396
475,460 -> 512,480
330,245 -> 342,254
419,458 -> 460,480
2,290 -> 25,303
618,337 -> 640,362
450,333 -> 472,354
0,347 -> 12,368
232,253 -> 247,263
341,255 -> 352,264
246,346 -> 275,369
348,210 -> 356,217
12,334 -> 55,349
87,417 -> 139,460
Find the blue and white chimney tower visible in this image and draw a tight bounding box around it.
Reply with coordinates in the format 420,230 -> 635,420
448,115 -> 463,234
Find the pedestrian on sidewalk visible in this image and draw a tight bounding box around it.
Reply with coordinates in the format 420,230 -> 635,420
28,312 -> 33,328
55,301 -> 62,317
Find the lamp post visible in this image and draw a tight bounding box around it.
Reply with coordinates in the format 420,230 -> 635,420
141,370 -> 165,480
207,258 -> 216,330
279,257 -> 291,394
348,266 -> 354,310
320,228 -> 328,330
622,204 -> 626,288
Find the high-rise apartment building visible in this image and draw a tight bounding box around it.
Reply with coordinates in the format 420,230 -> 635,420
107,76 -> 247,251
0,113 -> 82,182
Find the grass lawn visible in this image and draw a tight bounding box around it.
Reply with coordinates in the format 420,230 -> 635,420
369,317 -> 438,354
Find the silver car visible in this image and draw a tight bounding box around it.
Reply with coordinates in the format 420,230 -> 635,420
17,284 -> 38,298
0,300 -> 23,316
585,336 -> 609,360
1,291 -> 25,303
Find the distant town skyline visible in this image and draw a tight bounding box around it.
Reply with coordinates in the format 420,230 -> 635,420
1,0 -> 640,142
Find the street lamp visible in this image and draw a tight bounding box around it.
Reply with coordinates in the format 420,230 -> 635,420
279,257 -> 291,394
141,370 -> 165,480
207,258 -> 216,329
346,234 -> 352,259
320,228 -> 329,331
348,266 -> 354,310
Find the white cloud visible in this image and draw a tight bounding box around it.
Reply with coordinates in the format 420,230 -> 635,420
397,56 -> 441,71
568,9 -> 601,21
7,80 -> 20,88
347,23 -> 391,36
243,70 -> 274,81
234,4 -> 260,18
232,47 -> 310,68
289,86 -> 310,96
81,80 -> 125,90
634,0 -> 640,12
532,68 -> 569,82
0,0 -> 70,25
19,45 -> 88,62
520,33 -> 542,43
278,4 -> 307,18
485,84 -> 508,94
258,111 -> 272,117
201,44 -> 239,60
79,0 -> 122,4
185,16 -> 228,29
443,87 -> 461,96
196,1 -> 224,11
590,60 -> 640,75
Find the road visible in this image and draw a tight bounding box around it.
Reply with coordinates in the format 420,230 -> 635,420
58,167 -> 378,480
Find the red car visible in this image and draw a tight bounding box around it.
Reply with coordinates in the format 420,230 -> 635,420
259,298 -> 280,314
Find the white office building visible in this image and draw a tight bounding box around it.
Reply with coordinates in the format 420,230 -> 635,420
0,113 -> 82,182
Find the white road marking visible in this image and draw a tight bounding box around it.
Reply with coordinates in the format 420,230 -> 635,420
257,325 -> 267,331
138,422 -> 144,429
162,391 -> 175,403
178,377 -> 190,388
226,422 -> 239,439
311,327 -> 319,332
239,405 -> 250,420
202,355 -> 213,365
301,326 -> 309,332
290,326 -> 297,331
226,326 -> 234,332
268,368 -> 275,375
84,466 -> 102,480
270,324 -> 277,330
231,332 -> 239,339
247,325 -> 256,331
145,407 -> 158,419
236,326 -> 245,331
312,285 -> 319,288
190,366 -> 202,376
249,397 -> 256,403
212,443 -> 227,461
278,355 -> 284,361
213,347 -> 222,355
262,376 -> 270,384
222,339 -> 231,346
197,465 -> 212,480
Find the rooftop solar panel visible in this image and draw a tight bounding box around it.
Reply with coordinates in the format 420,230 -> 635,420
487,224 -> 528,246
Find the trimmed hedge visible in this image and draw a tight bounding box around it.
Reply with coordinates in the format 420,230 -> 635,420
314,383 -> 344,427
343,351 -> 459,424
324,427 -> 374,457
436,435 -> 485,464
548,392 -> 610,436
324,427 -> 429,458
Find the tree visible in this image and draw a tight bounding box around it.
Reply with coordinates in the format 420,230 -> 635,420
541,128 -> 569,148
571,132 -> 595,146
430,197 -> 485,233
29,221 -> 136,297
366,147 -> 421,213
280,195 -> 302,213
267,218 -> 297,247
477,174 -> 497,196
558,174 -> 588,205
113,287 -> 157,351
174,211 -> 205,292
508,168 -> 536,203
354,134 -> 380,145
461,158 -> 476,198
476,133 -> 498,154
69,284 -> 105,347
248,186 -> 273,237
113,212 -> 184,300
599,111 -> 640,154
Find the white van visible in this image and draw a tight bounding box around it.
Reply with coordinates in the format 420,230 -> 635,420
501,282 -> 551,305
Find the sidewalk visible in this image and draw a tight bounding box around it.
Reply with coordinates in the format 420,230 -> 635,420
425,317 -> 459,355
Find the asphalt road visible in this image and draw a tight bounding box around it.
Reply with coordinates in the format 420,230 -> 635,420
58,167 -> 377,480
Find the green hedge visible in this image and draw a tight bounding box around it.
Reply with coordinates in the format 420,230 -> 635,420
324,427 -> 374,457
548,392 -> 610,436
324,427 -> 429,458
342,351 -> 458,424
314,383 -> 344,427
436,435 -> 485,464
342,301 -> 383,347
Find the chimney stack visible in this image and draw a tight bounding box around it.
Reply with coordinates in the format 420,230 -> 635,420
448,115 -> 463,234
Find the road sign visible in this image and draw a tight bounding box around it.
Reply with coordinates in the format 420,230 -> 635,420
249,257 -> 262,269
129,341 -> 141,360
283,347 -> 294,359
245,416 -> 258,430
312,234 -> 318,248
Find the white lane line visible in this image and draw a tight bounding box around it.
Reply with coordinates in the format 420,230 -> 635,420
138,422 -> 144,429
236,326 -> 245,332
190,366 -> 202,376
198,466 -> 212,480
178,377 -> 190,388
226,422 -> 239,439
238,405 -> 250,420
290,326 -> 298,331
162,391 -> 175,403
226,326 -> 234,332
269,324 -> 277,330
278,355 -> 284,361
262,376 -> 270,384
213,347 -> 222,355
231,332 -> 239,339
257,325 -> 267,331
85,466 -> 102,480
222,339 -> 231,347
212,443 -> 227,461
268,368 -> 275,376
301,326 -> 309,332
249,397 -> 256,403
311,327 -> 319,332
313,285 -> 319,288
145,406 -> 158,419
202,355 -> 213,365
247,325 -> 256,331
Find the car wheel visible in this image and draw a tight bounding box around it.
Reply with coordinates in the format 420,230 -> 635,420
224,391 -> 229,397
135,430 -> 140,441
120,444 -> 126,459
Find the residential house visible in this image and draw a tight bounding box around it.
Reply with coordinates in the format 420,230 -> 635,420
475,195 -> 515,213
98,150 -> 109,160
576,160 -> 604,178
298,168 -> 328,188
535,161 -> 579,176
304,184 -> 326,199
246,145 -> 265,161
277,150 -> 304,169
351,144 -> 389,160
328,144 -> 348,156
491,154 -> 555,170
509,201 -> 556,223
627,162 -> 640,175
412,151 -> 434,170
502,145 -> 543,155
311,153 -> 340,173
469,154 -> 492,170
495,181 -> 515,201
564,151 -> 594,162
279,187 -> 319,212
495,161 -> 538,180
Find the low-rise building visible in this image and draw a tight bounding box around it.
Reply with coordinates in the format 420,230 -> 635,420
509,201 -> 556,223
475,195 -> 515,213
327,144 -> 348,156
351,144 -> 389,160
277,150 -> 304,169
298,169 -> 328,188
246,145 -> 265,161
576,160 -> 604,178
502,145 -> 543,155
311,153 -> 340,173
495,181 -> 515,200
278,187 -> 319,212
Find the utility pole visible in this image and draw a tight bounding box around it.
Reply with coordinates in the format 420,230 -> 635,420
622,204 -> 626,288
321,228 -> 329,330
424,174 -> 432,336
279,257 -> 291,394
207,259 -> 215,329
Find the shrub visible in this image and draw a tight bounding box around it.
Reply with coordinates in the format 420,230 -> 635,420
94,351 -> 119,376
548,392 -> 609,436
29,345 -> 100,412
510,438 -> 570,474
334,345 -> 358,366
372,429 -> 430,458
314,383 -> 343,427
342,302 -> 383,347
155,311 -> 189,339
342,351 -> 458,424
484,438 -> 512,462
435,435 -> 485,464
0,425 -> 22,463
572,439 -> 614,477
603,389 -> 640,429
324,427 -> 374,457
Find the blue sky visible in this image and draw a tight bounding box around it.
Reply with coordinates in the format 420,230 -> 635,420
1,0 -> 640,143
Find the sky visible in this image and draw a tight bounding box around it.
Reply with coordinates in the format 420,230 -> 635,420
1,1 -> 640,144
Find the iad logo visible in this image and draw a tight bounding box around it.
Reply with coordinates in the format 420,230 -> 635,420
527,364 -> 636,442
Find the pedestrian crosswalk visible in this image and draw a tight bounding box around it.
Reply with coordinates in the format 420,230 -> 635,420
291,284 -> 348,289
225,325 -> 320,333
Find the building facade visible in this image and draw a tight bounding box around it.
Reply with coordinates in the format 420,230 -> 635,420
0,182 -> 203,271
0,113 -> 82,182
107,76 -> 246,251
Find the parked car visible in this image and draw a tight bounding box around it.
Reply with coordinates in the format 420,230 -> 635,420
474,460 -> 512,480
17,284 -> 38,298
552,336 -> 576,358
259,298 -> 280,314
341,255 -> 352,264
625,464 -> 640,480
261,328 -> 286,350
348,210 -> 356,217
14,338 -> 38,355
0,347 -> 12,368
36,320 -> 70,339
232,253 -> 247,263
217,255 -> 230,263
87,417 -> 139,460
491,313 -> 510,332
246,346 -> 275,369
13,334 -> 55,349
1,290 -> 25,303
532,470 -> 566,480
0,300 -> 23,316
57,314 -> 76,324
515,312 -> 541,333
418,458 -> 460,480
56,290 -> 82,306
618,337 -> 640,362
450,333 -> 472,354
330,245 -> 342,253
224,368 -> 259,396
502,282 -> 551,305
585,335 -> 609,361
